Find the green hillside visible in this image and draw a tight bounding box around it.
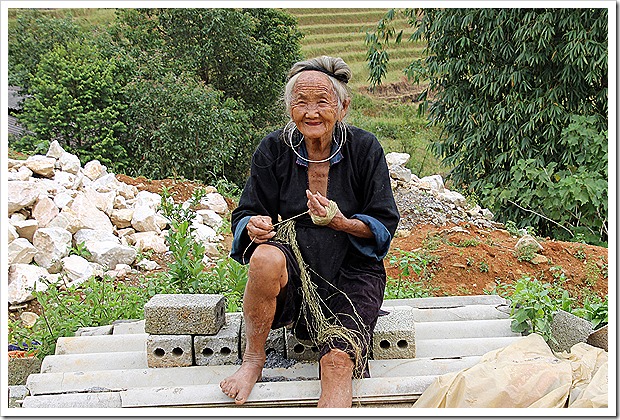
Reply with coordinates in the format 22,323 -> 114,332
286,8 -> 424,91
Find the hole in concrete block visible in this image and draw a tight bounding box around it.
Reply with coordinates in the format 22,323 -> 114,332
221,347 -> 232,355
266,348 -> 275,355
397,340 -> 408,349
154,348 -> 165,358
380,340 -> 391,349
293,344 -> 305,354
172,347 -> 184,356
311,346 -> 319,353
202,348 -> 214,357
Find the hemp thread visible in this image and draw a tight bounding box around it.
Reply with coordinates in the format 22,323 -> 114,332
310,200 -> 339,226
273,219 -> 368,380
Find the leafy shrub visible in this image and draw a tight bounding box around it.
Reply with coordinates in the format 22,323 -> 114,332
508,276 -> 571,342
122,72 -> 253,186
367,8 -> 608,244
15,41 -> 129,172
385,248 -> 439,299
572,295 -> 608,329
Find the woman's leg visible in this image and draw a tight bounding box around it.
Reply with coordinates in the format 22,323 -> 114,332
220,244 -> 288,404
317,348 -> 354,407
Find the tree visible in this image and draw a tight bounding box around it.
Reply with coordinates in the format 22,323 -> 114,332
123,72 -> 253,185
17,41 -> 128,171
111,8 -> 303,184
8,9 -> 82,90
367,8 -> 608,243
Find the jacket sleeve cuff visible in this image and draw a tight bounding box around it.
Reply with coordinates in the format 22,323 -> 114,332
229,215 -> 252,264
348,214 -> 392,261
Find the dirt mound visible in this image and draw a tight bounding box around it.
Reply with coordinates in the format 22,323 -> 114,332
359,79 -> 435,103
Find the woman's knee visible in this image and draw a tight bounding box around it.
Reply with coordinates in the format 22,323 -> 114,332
248,245 -> 287,288
320,349 -> 354,374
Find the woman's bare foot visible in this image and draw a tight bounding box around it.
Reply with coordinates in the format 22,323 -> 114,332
220,354 -> 264,405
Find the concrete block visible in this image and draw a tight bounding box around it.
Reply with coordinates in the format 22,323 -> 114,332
194,313 -> 241,365
74,325 -> 113,336
587,325 -> 608,352
41,351 -> 147,373
112,319 -> 146,335
284,328 -> 320,361
8,356 -> 42,385
240,314 -> 286,358
147,334 -> 193,368
22,392 -> 122,408
372,306 -> 416,359
55,334 -> 147,354
550,310 -> 594,353
144,294 -> 226,335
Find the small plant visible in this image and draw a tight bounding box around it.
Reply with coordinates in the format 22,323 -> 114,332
485,277 -> 511,298
466,257 -> 474,266
203,257 -> 248,312
455,238 -> 480,247
573,295 -> 608,329
135,248 -> 155,263
508,276 -> 558,342
69,242 -> 92,259
574,246 -> 587,261
505,220 -> 536,237
479,261 -> 489,273
515,245 -> 537,262
160,186 -> 210,294
584,260 -> 600,287
386,248 -> 439,299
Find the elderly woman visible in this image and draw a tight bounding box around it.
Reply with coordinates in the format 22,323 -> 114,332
220,56 -> 399,407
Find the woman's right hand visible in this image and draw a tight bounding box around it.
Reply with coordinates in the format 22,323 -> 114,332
246,215 -> 275,243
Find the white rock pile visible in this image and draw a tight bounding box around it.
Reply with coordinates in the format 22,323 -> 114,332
385,152 -> 499,232
7,141 -> 229,305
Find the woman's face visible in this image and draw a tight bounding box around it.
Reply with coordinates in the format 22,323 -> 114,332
290,71 -> 348,143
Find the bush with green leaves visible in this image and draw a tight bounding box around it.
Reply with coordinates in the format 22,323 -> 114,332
122,72 -> 253,185
367,8 -> 608,244
8,9 -> 83,89
385,248 -> 439,299
159,187 -> 248,305
15,41 -> 129,171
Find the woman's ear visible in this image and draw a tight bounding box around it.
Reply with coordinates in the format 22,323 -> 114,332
340,98 -> 351,118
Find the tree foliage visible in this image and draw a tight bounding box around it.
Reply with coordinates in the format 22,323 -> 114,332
367,8 -> 608,243
8,9 -> 83,90
10,8 -> 302,186
17,41 -> 128,170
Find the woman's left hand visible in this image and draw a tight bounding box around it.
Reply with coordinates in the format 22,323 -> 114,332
305,189 -> 373,238
306,190 -> 344,227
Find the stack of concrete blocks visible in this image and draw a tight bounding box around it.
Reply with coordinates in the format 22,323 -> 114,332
144,294 -> 236,368
372,306 -> 416,359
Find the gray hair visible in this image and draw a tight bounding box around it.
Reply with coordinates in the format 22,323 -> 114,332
283,56 -> 352,118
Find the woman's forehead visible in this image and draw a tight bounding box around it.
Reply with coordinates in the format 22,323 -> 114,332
293,71 -> 335,97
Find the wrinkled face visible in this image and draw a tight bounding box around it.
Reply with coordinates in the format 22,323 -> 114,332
290,71 -> 345,143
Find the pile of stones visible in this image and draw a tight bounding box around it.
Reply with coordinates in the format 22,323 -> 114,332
385,152 -> 500,232
7,141 -> 229,306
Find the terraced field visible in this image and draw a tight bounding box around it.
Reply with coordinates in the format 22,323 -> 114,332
286,8 -> 424,92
